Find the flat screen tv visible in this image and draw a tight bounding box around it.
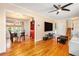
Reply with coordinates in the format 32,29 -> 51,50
44,22 -> 53,31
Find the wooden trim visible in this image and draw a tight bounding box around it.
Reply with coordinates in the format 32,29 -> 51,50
6,25 -> 22,27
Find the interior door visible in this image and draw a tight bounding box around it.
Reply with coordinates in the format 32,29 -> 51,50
30,20 -> 35,40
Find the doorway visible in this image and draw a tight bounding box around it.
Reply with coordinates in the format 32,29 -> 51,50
6,11 -> 35,49
30,19 -> 35,40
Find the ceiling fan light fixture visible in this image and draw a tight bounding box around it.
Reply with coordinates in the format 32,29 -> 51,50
48,3 -> 73,15
58,9 -> 62,12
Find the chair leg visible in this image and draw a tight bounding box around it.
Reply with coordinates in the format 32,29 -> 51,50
57,39 -> 58,43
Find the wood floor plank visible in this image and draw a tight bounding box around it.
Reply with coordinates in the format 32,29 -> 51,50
0,38 -> 69,56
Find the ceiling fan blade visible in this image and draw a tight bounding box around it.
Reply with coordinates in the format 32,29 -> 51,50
56,11 -> 59,14
48,10 -> 57,13
53,5 -> 59,9
62,9 -> 70,11
62,3 -> 73,8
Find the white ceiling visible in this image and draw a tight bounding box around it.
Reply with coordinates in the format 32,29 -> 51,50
14,3 -> 79,19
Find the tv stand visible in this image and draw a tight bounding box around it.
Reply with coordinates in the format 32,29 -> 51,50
43,33 -> 54,40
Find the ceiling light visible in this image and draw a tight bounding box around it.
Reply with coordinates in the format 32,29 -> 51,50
58,9 -> 62,12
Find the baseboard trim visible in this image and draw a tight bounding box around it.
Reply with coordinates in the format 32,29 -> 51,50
36,39 -> 42,42
69,53 -> 75,56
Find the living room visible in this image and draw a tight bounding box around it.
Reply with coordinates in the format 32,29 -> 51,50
0,3 -> 79,56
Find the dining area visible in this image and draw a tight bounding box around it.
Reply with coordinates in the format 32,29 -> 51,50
8,29 -> 25,43
6,15 -> 27,49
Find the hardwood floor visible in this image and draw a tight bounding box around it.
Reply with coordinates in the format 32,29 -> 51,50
0,38 -> 69,56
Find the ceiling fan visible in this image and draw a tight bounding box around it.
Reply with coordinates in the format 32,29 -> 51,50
48,3 -> 73,14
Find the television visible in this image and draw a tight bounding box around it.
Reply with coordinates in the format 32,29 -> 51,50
44,22 -> 53,31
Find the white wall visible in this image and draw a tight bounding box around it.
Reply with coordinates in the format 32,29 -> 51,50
35,19 -> 67,41
35,17 -> 55,41
24,20 -> 30,37
72,18 -> 79,35
55,20 -> 66,36
67,19 -> 72,28
0,9 -> 6,53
